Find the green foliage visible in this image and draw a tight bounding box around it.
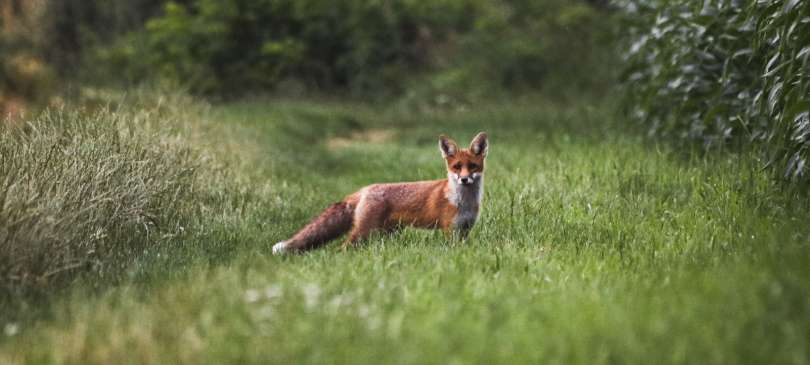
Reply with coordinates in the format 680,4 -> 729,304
399,0 -> 618,108
40,0 -> 166,69
0,93 -> 211,297
620,0 -> 810,183
100,0 -> 474,95
460,1 -> 616,91
2,0 -> 619,100
94,0 -> 616,97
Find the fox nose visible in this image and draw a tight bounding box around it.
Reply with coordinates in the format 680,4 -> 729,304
460,176 -> 472,184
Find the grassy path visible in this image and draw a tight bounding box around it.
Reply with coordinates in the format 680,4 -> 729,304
2,99 -> 809,364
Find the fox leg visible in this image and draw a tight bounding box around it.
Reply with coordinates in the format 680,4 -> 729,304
343,199 -> 387,249
344,216 -> 384,248
452,228 -> 471,242
442,221 -> 471,243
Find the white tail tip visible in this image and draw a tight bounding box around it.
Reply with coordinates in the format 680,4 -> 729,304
272,241 -> 289,255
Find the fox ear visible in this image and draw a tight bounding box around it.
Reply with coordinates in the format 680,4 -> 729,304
439,135 -> 458,158
470,132 -> 488,157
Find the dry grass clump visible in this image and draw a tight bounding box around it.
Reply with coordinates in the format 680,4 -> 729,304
0,99 -> 206,296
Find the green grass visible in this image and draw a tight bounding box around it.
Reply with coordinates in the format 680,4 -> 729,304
1,96 -> 809,364
0,93 -> 211,299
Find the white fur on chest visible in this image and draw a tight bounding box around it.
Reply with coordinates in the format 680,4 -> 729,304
446,173 -> 483,231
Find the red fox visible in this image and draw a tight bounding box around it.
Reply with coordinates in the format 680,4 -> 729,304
273,132 -> 488,254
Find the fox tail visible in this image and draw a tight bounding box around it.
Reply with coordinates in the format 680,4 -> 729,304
273,201 -> 355,254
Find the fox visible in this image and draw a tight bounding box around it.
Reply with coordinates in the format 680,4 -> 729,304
272,132 -> 489,254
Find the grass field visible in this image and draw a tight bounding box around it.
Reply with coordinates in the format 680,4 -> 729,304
2,97 -> 809,364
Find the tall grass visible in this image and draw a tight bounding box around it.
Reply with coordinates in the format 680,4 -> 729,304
620,0 -> 810,183
0,94 -> 208,298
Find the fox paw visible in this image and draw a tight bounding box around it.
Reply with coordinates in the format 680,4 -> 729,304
272,241 -> 289,255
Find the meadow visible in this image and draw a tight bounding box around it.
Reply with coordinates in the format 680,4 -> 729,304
1,95 -> 808,364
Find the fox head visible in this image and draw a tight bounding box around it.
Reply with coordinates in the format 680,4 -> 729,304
439,132 -> 488,186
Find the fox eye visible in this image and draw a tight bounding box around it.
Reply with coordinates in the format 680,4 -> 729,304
468,163 -> 479,170
452,163 -> 462,170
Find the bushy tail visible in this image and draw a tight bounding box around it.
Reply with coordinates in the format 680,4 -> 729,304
273,201 -> 355,254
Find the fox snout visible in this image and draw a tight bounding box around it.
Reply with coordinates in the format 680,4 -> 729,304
457,172 -> 481,185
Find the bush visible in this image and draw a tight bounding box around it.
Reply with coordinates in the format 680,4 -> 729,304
97,0 -> 474,95
94,0 -> 617,98
0,94 -> 207,296
458,0 -> 616,92
3,1 -> 619,101
1,0 -> 164,113
620,0 -> 810,183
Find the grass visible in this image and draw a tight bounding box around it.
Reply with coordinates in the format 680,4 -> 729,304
1,95 -> 809,364
0,93 -> 212,299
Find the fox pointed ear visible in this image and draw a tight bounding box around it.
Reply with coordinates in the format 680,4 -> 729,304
439,134 -> 458,158
470,132 -> 488,157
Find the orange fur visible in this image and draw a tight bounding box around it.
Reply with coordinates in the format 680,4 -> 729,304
273,132 -> 488,254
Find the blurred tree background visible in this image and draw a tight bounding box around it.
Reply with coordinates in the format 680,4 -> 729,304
1,0 -> 618,103
2,0 -> 809,183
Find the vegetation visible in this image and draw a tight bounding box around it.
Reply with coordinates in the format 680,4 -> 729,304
1,1 -> 809,363
2,98 -> 809,364
2,0 -> 617,101
108,0 -> 474,94
620,0 -> 810,183
1,1 -> 165,116
0,92 -> 216,299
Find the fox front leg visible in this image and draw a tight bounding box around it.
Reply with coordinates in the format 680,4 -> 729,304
442,226 -> 471,244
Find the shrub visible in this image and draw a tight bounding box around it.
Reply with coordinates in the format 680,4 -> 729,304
620,0 -> 810,183
4,1 -> 619,100
98,0 -> 474,95
93,0 -> 617,98
0,94 -> 207,296
458,0 -> 616,92
1,0 -> 165,113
